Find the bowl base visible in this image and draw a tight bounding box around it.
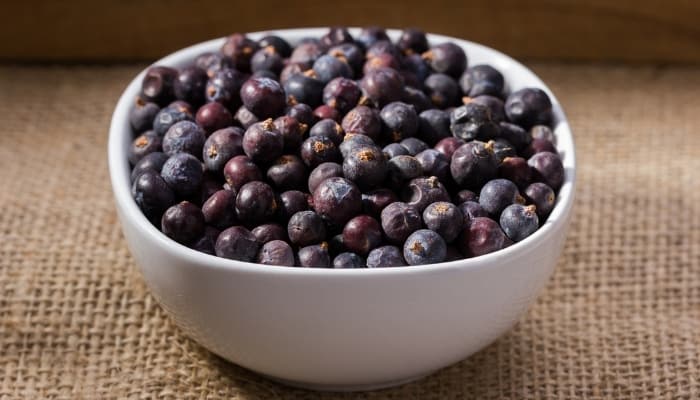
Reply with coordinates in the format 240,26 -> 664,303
263,371 -> 433,392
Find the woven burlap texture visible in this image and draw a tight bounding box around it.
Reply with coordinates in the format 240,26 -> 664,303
0,65 -> 699,399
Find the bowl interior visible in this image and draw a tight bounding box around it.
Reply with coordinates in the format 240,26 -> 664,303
108,28 -> 576,275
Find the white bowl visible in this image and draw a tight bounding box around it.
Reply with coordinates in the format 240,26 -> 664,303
108,28 -> 576,391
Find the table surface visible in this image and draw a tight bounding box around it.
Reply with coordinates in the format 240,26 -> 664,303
0,64 -> 699,399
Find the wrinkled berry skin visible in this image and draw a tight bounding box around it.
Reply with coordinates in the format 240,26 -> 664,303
300,136 -> 341,168
221,33 -> 259,72
380,102 -> 419,141
312,177 -> 362,226
403,176 -> 450,212
161,201 -> 205,245
342,215 -> 382,255
223,155 -> 262,191
174,66 -> 207,106
298,243 -> 331,267
524,182 -> 556,220
423,202 -> 463,243
418,109 -> 451,145
343,145 -> 388,189
381,202 -> 422,244
278,190 -> 310,221
308,162 -> 343,193
242,119 -> 284,164
450,102 -> 499,141
131,152 -> 169,182
505,88 -> 553,128
129,131 -> 162,166
434,137 -> 464,160
362,188 -> 398,217
458,217 -> 511,257
196,102 -> 233,135
360,68 -> 404,108
403,229 -> 447,265
266,155 -> 308,191
460,65 -> 504,98
215,226 -> 260,261
202,189 -> 238,230
458,201 -> 488,226
205,68 -> 246,111
153,104 -> 193,136
424,73 -> 460,109
251,223 -> 288,244
309,118 -> 345,145
387,155 -> 423,189
367,245 -> 406,268
257,240 -> 295,266
415,149 -> 450,183
141,66 -> 177,106
131,99 -> 160,133
528,151 -> 564,191
423,42 -> 467,79
323,77 -> 361,115
479,179 -> 523,216
161,153 -> 203,197
333,252 -> 365,268
240,77 -> 286,119
500,204 -> 539,242
163,120 -> 205,157
341,106 -> 382,141
284,72 -> 324,108
203,127 -> 244,173
132,170 -> 176,223
235,181 -> 278,224
450,141 -> 498,190
288,210 -> 326,246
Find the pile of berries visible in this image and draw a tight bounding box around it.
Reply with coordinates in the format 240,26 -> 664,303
129,27 -> 564,268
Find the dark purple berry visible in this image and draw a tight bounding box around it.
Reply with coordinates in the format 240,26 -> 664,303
251,70 -> 278,81
280,62 -> 307,85
339,133 -> 377,158
321,27 -> 354,48
418,109 -> 451,145
196,102 -> 234,135
250,46 -> 285,75
174,66 -> 207,106
500,204 -> 539,242
479,179 -> 524,216
130,98 -> 160,133
380,102 -> 419,142
397,28 -> 429,55
343,145 -> 387,189
153,103 -> 194,136
313,54 -> 353,84
342,215 -> 382,256
458,217 -> 511,257
191,226 -> 220,255
308,162 -> 343,193
163,120 -> 205,157
257,240 -> 295,266
434,137 -> 464,160
423,202 -> 463,243
415,149 -> 450,184
131,170 -> 176,222
400,138 -> 429,156
286,103 -> 316,126
131,151 -> 169,181
450,102 -> 499,141
363,53 -> 401,74
288,210 -> 326,246
242,119 -> 284,164
161,153 -> 203,197
300,136 -> 340,168
290,42 -> 324,68
309,118 -> 344,145
471,95 -> 506,123
498,157 -> 531,189
524,182 -> 556,220
423,43 -> 467,79
266,155 -> 307,191
198,171 -> 224,206
234,106 -> 259,129
215,226 -> 259,261
203,127 -> 244,173
223,155 -> 262,191
530,125 -> 556,143
258,35 -> 292,57
403,176 -> 450,212
367,245 -> 406,268
221,33 -> 259,73
387,155 -> 423,188
360,68 -> 404,108
402,54 -> 431,84
403,229 -> 447,265
491,138 -> 518,162
323,77 -> 361,114
424,73 -> 460,109
453,189 -> 478,204
283,71 -> 324,107
401,86 -> 432,113
278,190 -> 310,220
383,143 -> 409,158
528,151 -> 564,191
458,201 -> 488,226
366,40 -> 402,60
450,141 -> 498,190
251,223 -> 288,244
235,181 -> 277,224
195,52 -> 233,78
298,243 -> 331,267
272,115 -> 307,152
505,88 -> 553,128
499,122 -> 531,151
313,105 -> 341,122
240,77 -> 286,119
341,106 -> 381,142
312,177 -> 362,226
460,65 -> 504,98
205,68 -> 246,111
380,202 -> 422,244
328,43 -> 364,75
202,189 -> 237,230
129,131 -> 162,165
523,138 -> 557,159
333,252 -> 365,268
362,188 -> 398,217
356,27 -> 390,50
161,201 -> 205,245
141,66 -> 177,106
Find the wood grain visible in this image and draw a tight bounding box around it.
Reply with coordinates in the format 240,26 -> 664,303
2,0 -> 699,63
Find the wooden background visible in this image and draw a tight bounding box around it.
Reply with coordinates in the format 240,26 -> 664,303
2,0 -> 699,63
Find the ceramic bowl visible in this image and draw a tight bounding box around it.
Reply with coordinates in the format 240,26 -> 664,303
108,28 -> 576,391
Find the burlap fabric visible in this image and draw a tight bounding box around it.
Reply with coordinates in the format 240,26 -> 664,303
0,64 -> 698,399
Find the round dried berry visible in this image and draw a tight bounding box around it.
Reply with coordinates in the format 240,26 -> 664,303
161,201 -> 205,245
257,240 -> 295,266
403,229 -> 447,265
215,226 -> 260,262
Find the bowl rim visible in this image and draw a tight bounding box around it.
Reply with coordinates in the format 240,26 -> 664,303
108,27 -> 576,276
